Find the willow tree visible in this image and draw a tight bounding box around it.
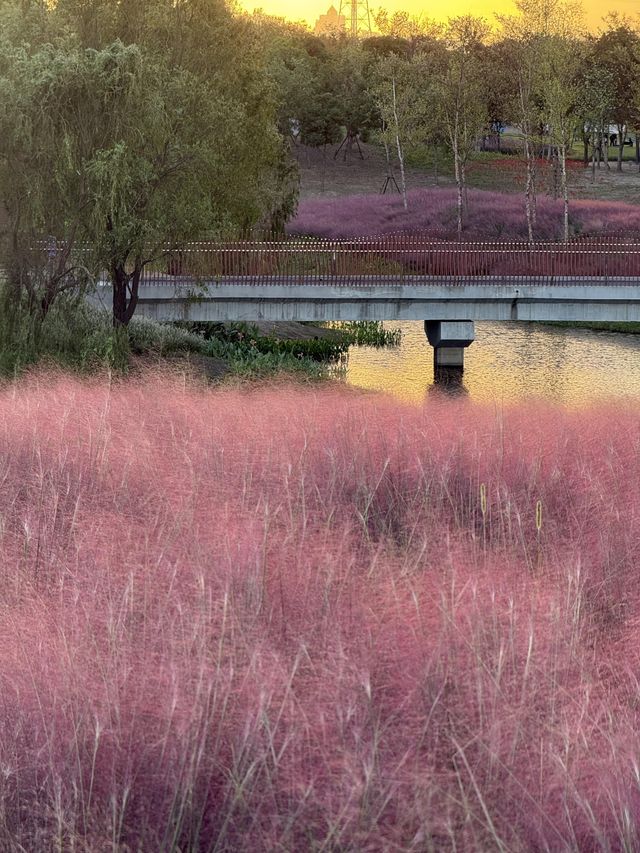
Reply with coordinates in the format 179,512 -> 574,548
1,4 -> 287,327
0,36 -> 95,327
76,42 -> 283,325
56,0 -> 297,237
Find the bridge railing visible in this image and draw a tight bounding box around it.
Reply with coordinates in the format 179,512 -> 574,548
151,236 -> 640,283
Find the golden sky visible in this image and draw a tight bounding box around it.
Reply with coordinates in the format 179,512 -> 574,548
240,0 -> 636,34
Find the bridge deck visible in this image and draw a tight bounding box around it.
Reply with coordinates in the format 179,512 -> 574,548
92,275 -> 640,323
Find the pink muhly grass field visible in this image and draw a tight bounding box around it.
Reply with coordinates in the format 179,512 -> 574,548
289,186 -> 640,240
2,371 -> 640,849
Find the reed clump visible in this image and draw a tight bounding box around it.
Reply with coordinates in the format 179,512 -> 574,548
0,373 -> 639,850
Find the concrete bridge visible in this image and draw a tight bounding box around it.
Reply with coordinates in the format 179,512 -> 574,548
93,238 -> 640,371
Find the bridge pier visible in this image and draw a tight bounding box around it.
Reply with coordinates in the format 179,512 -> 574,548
424,321 -> 475,376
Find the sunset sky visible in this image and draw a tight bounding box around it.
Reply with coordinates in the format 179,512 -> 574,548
239,0 -> 636,34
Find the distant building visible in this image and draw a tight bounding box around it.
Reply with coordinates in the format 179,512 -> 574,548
314,5 -> 345,35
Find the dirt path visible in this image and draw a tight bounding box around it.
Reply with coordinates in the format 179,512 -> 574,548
295,142 -> 447,199
253,321 -> 341,340
296,139 -> 640,206
571,163 -> 640,205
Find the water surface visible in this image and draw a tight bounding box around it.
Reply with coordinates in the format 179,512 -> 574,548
345,321 -> 640,405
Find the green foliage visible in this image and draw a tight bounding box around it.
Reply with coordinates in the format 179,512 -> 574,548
370,51 -> 432,151
324,321 -> 402,347
0,284 -> 344,380
592,19 -> 640,136
252,336 -> 348,361
224,349 -> 329,379
0,0 -> 294,326
176,320 -> 349,362
127,317 -> 211,356
0,280 -> 128,375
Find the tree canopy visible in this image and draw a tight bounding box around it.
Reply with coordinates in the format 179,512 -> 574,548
0,0 -> 294,325
2,0 -> 640,334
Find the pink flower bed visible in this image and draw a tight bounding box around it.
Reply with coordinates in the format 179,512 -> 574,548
2,371 -> 640,848
289,186 -> 640,240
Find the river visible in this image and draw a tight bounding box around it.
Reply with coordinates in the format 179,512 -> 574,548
344,321 -> 640,405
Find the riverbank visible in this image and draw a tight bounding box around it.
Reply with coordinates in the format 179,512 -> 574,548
3,371 -> 640,849
0,299 -> 402,382
541,320 -> 640,334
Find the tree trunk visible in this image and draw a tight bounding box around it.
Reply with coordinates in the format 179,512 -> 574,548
552,148 -> 560,200
560,143 -> 569,242
395,129 -> 407,211
321,143 -> 326,194
518,76 -> 536,242
112,262 -> 141,327
591,129 -> 596,183
112,264 -> 128,327
523,133 -> 536,243
391,78 -> 408,211
617,124 -> 624,172
453,147 -> 463,237
462,158 -> 469,214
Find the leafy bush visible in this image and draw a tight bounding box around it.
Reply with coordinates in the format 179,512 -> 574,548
251,335 -> 348,361
128,316 -> 210,356
0,286 -> 123,374
0,290 -> 342,379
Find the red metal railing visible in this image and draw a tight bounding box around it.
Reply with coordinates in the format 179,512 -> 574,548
152,236 -> 640,285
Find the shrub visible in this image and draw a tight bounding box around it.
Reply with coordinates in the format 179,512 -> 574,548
128,315 -> 210,356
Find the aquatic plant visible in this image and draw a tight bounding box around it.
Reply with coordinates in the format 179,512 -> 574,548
325,320 -> 402,347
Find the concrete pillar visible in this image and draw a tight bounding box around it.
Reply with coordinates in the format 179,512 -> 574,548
424,320 -> 475,375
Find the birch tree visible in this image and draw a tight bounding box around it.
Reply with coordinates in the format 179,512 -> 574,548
369,54 -> 423,210
434,16 -> 489,236
498,0 -> 583,241
539,37 -> 582,240
370,44 -> 443,209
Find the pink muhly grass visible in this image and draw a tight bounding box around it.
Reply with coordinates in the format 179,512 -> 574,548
1,372 -> 640,848
289,186 -> 640,240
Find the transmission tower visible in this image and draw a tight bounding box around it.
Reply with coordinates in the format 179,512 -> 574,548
338,0 -> 372,37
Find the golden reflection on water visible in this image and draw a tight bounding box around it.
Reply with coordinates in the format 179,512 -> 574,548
345,322 -> 640,406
